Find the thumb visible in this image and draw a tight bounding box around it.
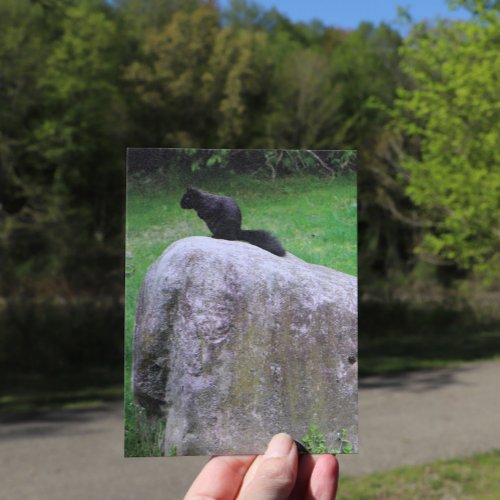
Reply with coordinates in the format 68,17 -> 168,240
238,433 -> 298,500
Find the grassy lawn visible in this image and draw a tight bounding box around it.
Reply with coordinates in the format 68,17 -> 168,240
358,301 -> 500,377
0,384 -> 123,414
339,449 -> 500,499
125,172 -> 357,455
0,369 -> 123,414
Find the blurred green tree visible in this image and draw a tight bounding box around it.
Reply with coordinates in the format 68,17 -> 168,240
0,0 -> 127,379
262,48 -> 341,148
34,0 -> 127,292
0,0 -> 58,293
126,4 -> 270,147
394,0 -> 500,281
330,23 -> 418,285
115,0 -> 203,33
0,0 -> 128,295
0,0 -> 45,215
331,22 -> 403,148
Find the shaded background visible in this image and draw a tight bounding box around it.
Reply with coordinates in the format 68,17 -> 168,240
0,0 -> 499,494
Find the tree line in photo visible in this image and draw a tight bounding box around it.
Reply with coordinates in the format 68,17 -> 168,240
0,0 -> 498,382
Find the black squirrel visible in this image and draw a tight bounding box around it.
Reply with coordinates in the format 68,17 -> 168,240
180,187 -> 286,257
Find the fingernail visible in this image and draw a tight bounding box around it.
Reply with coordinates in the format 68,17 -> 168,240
265,433 -> 293,458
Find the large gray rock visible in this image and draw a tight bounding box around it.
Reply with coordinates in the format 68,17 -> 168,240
133,236 -> 357,455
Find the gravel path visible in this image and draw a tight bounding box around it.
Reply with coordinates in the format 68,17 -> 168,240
1,360 -> 499,500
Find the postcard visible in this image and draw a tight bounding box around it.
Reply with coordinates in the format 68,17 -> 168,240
125,148 -> 357,456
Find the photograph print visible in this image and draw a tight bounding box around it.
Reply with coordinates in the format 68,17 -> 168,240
125,148 -> 358,456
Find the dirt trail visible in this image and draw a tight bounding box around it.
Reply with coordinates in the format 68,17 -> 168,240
1,360 -> 499,500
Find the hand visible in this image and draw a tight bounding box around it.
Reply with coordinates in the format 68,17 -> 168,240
184,433 -> 339,500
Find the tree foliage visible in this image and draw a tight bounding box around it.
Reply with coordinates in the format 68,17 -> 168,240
0,0 -> 498,315
0,0 -> 498,387
0,0 -> 127,295
394,3 -> 500,280
126,5 -> 270,147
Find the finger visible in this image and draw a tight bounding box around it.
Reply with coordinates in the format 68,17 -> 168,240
184,455 -> 257,500
289,454 -> 317,499
237,454 -> 265,491
307,454 -> 339,500
289,455 -> 316,500
238,433 -> 298,500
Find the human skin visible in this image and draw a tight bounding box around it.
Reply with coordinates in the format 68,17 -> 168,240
184,433 -> 339,500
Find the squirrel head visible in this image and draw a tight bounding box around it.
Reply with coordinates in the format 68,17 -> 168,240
180,186 -> 201,209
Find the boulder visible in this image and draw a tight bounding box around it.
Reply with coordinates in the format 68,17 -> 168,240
133,236 -> 357,455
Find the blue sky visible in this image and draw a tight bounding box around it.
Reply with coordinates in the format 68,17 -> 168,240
218,0 -> 471,31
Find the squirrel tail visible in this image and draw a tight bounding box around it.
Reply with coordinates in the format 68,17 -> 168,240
238,229 -> 286,257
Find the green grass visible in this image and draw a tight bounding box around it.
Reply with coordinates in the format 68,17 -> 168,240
339,449 -> 500,499
0,370 -> 122,414
358,301 -> 500,376
125,173 -> 357,455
